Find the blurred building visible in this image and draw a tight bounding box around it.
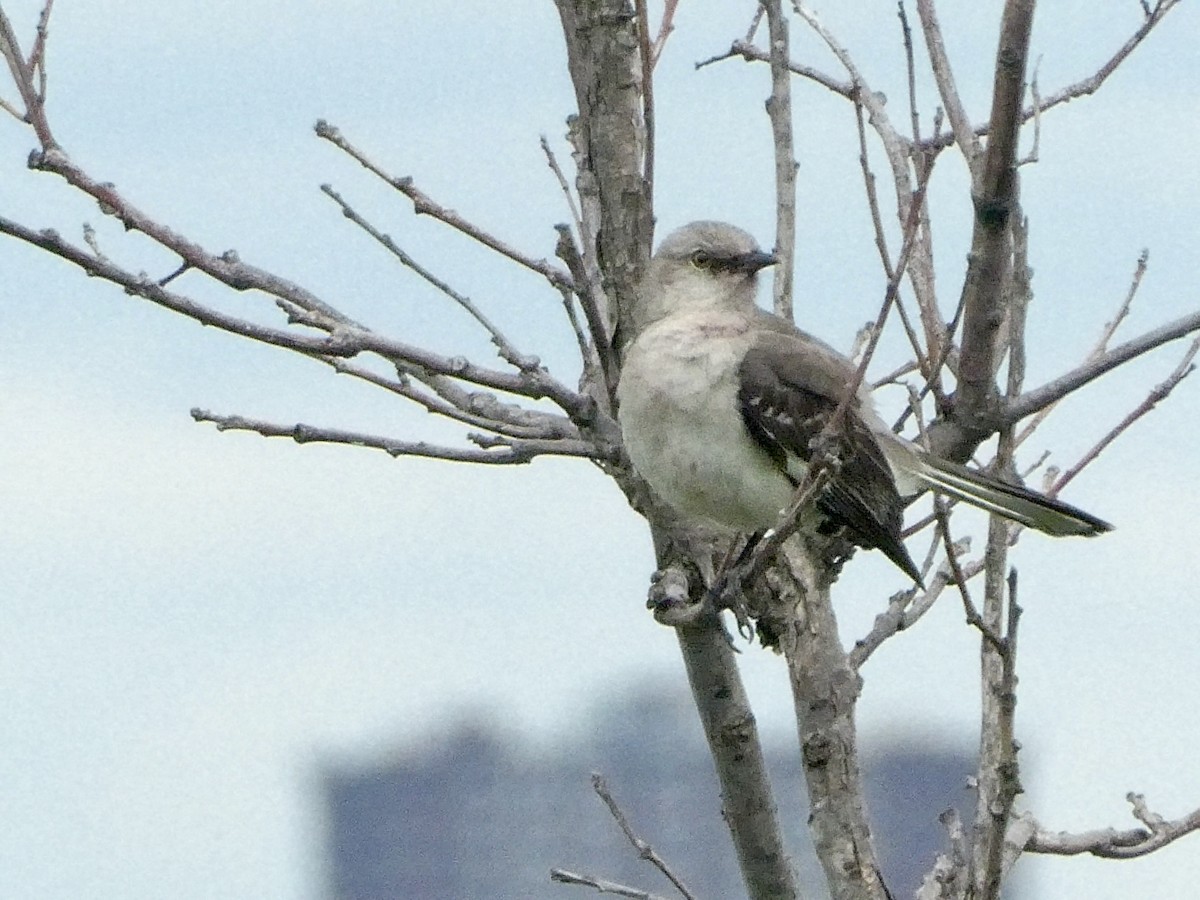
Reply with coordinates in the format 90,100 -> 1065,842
322,691 -> 1025,899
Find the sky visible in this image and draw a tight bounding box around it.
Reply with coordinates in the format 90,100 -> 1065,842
2,2 -> 1199,898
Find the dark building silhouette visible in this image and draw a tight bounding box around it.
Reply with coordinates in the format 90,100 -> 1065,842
323,691 -> 1028,899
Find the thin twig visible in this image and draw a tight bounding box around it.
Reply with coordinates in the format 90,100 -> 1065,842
917,0 -> 1183,152
933,498 -> 1002,649
898,1 -> 921,143
320,183 -> 541,372
762,0 -> 796,318
190,409 -> 604,464
551,868 -> 673,900
826,170 -> 931,437
649,0 -> 680,67
540,136 -> 587,251
696,39 -> 854,100
850,545 -> 983,669
1027,794 -> 1200,860
554,224 -> 617,404
915,0 -> 980,169
0,3 -> 57,147
1005,307 -> 1200,424
591,774 -> 698,900
853,96 -> 930,378
1014,249 -> 1149,448
1050,336 -> 1199,496
314,120 -> 574,292
28,0 -> 53,101
321,183 -> 542,376
635,0 -> 655,206
1017,58 -> 1042,166
321,356 -> 579,441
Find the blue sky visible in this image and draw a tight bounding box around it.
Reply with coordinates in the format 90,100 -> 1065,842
2,2 -> 1199,898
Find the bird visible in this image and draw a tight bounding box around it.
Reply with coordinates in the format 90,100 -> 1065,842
616,220 -> 1112,583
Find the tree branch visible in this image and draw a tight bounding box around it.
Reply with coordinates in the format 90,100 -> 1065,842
951,0 -> 1035,442
319,183 -> 543,372
320,357 -> 580,441
915,0 -> 980,166
190,409 -> 604,464
551,868 -> 673,900
1004,309 -> 1200,425
314,120 -> 574,293
762,0 -> 796,318
917,0 -> 1183,152
674,600 -> 802,900
591,774 -> 698,900
767,544 -> 890,900
1026,793 -> 1200,860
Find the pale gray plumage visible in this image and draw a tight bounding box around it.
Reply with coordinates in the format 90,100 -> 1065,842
616,220 -> 1111,583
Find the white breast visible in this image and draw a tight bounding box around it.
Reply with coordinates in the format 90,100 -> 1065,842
617,312 -> 796,531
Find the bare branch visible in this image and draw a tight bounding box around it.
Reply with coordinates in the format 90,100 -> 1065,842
591,774 -> 698,900
1027,793 -> 1200,860
190,409 -> 603,464
320,357 -> 578,441
762,0 -> 796,318
672,607 -> 802,900
320,183 -> 542,372
952,0 -> 1035,438
1005,308 -> 1200,424
850,546 -> 983,668
916,809 -> 969,900
649,0 -> 680,68
917,0 -> 1182,153
554,0 -> 653,341
0,3 -> 56,146
20,147 -> 356,324
934,498 -> 1003,648
28,0 -> 52,100
541,137 -> 585,240
696,38 -> 854,100
551,868 -> 673,900
1018,0 -> 1180,121
540,139 -> 615,400
977,567 -> 1023,899
915,0 -> 981,167
766,543 -> 892,900
2,209 -> 601,420
1095,249 -> 1150,354
314,120 -> 574,293
1014,249 -> 1148,449
0,215 -> 345,351
635,0 -> 655,208
897,1 -> 921,142
1050,336 -> 1199,495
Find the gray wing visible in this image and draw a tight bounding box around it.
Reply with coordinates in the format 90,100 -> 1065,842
737,333 -> 921,583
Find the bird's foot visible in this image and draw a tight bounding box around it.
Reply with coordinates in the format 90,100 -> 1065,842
706,566 -> 755,641
648,565 -> 738,647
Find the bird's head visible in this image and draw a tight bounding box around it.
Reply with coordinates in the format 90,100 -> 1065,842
639,221 -> 777,325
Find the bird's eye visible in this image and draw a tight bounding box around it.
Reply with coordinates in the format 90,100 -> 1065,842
690,251 -> 715,269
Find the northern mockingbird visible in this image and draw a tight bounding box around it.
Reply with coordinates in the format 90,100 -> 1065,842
617,220 -> 1112,583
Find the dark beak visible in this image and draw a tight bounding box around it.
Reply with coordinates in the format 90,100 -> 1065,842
730,250 -> 778,274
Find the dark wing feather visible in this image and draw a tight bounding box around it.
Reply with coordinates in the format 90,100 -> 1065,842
737,336 -> 921,583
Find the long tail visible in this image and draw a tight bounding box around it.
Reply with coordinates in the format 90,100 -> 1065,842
910,454 -> 1113,537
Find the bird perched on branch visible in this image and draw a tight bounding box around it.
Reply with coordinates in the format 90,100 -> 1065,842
616,220 -> 1111,583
